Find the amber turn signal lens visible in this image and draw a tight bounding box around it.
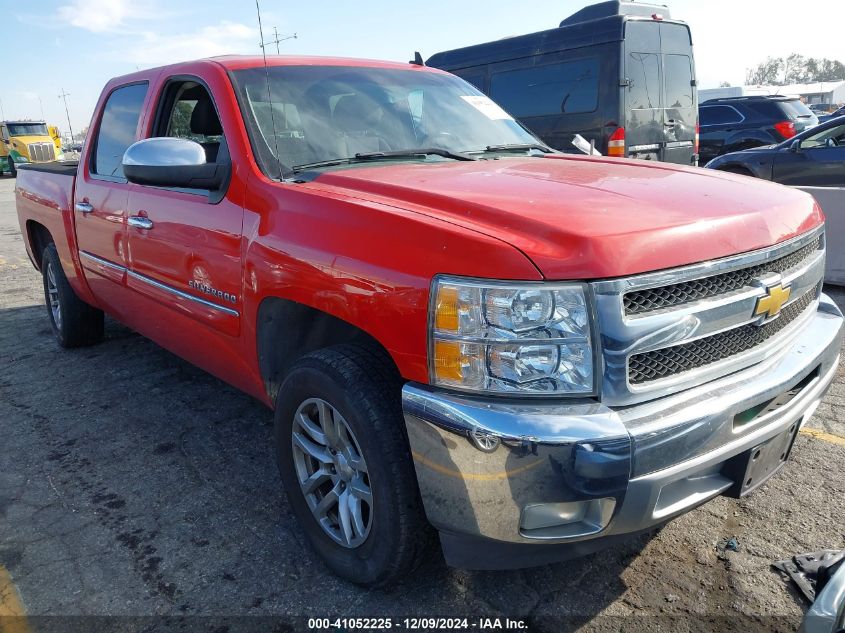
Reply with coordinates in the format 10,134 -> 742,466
435,285 -> 459,332
433,340 -> 463,381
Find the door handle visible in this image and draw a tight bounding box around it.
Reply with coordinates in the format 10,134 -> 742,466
74,202 -> 94,214
127,216 -> 154,230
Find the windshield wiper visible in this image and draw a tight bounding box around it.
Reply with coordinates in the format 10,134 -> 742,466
482,143 -> 555,154
292,158 -> 357,171
355,148 -> 476,161
293,148 -> 476,172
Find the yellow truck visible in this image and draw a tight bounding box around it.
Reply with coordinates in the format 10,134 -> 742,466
1,120 -> 63,177
48,125 -> 62,151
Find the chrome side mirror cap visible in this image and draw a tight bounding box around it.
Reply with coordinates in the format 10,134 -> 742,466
123,137 -> 223,189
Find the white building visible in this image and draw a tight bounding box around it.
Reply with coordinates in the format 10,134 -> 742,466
776,81 -> 845,106
700,81 -> 845,106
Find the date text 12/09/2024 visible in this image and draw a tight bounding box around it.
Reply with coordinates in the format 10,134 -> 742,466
307,617 -> 529,630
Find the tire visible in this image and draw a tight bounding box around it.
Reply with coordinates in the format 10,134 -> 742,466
8,157 -> 15,177
41,243 -> 104,348
274,344 -> 431,586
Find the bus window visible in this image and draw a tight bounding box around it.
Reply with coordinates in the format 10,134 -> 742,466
490,58 -> 598,118
663,54 -> 693,109
454,72 -> 485,91
627,52 -> 660,110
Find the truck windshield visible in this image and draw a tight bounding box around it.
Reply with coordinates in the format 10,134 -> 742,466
231,65 -> 541,175
7,123 -> 49,137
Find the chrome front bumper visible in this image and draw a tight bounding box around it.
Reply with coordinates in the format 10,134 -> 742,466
403,294 -> 843,569
801,559 -> 845,633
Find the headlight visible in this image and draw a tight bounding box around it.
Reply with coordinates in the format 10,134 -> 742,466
430,276 -> 597,396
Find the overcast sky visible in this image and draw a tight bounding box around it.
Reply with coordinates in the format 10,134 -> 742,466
6,0 -> 844,135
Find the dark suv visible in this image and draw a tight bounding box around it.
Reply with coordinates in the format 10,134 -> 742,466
699,96 -> 818,164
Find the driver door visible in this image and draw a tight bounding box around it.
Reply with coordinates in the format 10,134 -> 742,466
772,122 -> 845,187
125,78 -> 244,337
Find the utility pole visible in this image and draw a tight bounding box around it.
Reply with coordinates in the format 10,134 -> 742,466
58,88 -> 74,142
38,96 -> 45,121
259,26 -> 297,54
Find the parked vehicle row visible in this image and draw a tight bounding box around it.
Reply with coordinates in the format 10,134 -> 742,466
809,103 -> 841,115
705,116 -> 845,187
819,105 -> 845,124
698,96 -> 819,164
14,54 -> 842,587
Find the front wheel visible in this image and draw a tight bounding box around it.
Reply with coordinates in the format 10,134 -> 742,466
274,344 -> 431,586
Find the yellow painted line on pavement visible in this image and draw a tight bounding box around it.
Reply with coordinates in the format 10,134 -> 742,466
0,566 -> 32,633
800,427 -> 845,447
0,256 -> 27,271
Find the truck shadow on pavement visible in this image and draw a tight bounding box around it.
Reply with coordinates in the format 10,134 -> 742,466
0,305 -> 656,624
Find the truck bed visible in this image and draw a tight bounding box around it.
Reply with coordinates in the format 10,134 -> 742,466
17,161 -> 79,177
15,160 -> 78,274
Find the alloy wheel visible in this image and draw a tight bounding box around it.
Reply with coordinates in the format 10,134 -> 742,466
291,397 -> 373,548
46,262 -> 62,331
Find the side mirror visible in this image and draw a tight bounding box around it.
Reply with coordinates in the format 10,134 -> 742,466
122,138 -> 224,189
788,138 -> 802,153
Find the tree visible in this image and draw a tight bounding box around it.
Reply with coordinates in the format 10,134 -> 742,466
814,59 -> 845,82
745,54 -> 845,85
719,81 -> 731,87
746,57 -> 782,85
783,53 -> 809,84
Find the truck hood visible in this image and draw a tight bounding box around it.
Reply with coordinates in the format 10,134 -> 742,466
309,155 -> 823,279
9,135 -> 55,146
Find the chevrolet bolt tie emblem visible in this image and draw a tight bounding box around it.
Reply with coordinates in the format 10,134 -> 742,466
753,280 -> 791,323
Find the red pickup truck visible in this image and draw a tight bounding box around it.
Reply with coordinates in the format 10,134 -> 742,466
15,56 -> 843,586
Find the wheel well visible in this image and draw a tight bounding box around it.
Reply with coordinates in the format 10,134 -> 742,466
729,139 -> 764,152
719,165 -> 754,177
257,297 -> 401,405
26,221 -> 54,270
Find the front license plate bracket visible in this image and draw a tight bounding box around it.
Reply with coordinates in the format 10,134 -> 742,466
721,420 -> 800,498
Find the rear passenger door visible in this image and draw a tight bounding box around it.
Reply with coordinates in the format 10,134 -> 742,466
74,82 -> 148,310
125,78 -> 244,337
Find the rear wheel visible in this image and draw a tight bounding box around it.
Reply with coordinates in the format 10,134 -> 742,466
274,344 -> 431,586
41,243 -> 104,347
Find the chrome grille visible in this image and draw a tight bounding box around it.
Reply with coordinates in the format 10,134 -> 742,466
27,142 -> 56,163
592,227 -> 826,406
628,288 -> 818,385
623,236 -> 822,315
